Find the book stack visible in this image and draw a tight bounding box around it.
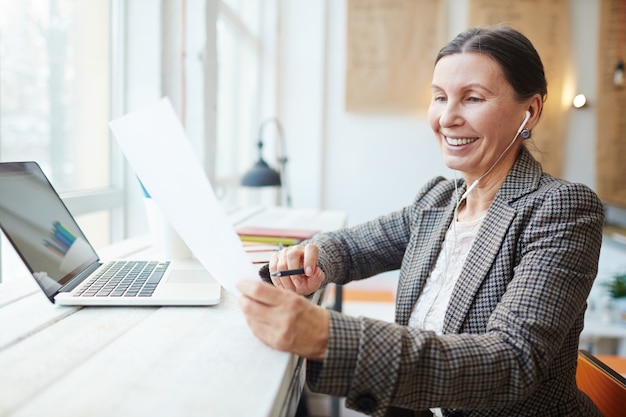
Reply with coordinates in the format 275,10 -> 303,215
236,226 -> 320,265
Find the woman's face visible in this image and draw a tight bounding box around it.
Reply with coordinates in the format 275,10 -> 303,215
428,52 -> 530,181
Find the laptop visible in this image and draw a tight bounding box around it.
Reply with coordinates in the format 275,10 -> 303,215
0,161 -> 221,306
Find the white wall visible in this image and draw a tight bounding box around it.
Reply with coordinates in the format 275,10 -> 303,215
279,0 -> 599,227
563,0 -> 599,186
277,1 -> 327,211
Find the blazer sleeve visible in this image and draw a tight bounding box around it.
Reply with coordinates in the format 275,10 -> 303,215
306,182 -> 604,416
307,177 -> 449,286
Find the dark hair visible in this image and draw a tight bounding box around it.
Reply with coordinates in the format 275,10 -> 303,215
435,26 -> 547,103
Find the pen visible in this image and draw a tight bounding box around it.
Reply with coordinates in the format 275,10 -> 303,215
271,268 -> 306,277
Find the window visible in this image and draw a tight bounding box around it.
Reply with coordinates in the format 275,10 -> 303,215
0,0 -> 278,282
215,1 -> 261,203
1,0 -> 122,281
213,0 -> 278,208
149,0 -> 276,208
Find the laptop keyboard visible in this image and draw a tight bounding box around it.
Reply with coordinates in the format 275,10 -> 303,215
74,260 -> 170,298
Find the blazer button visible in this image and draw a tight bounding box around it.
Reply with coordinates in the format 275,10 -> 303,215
354,393 -> 377,413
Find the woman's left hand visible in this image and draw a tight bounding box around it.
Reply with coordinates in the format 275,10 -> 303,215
237,280 -> 329,361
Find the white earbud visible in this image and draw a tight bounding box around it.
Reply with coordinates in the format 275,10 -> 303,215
517,110 -> 531,135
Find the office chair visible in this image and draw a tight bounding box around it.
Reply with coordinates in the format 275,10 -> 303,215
576,349 -> 626,417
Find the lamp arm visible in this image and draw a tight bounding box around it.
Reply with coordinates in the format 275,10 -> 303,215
274,120 -> 292,207
277,131 -> 292,207
258,117 -> 292,207
257,118 -> 285,156
255,138 -> 264,159
249,117 -> 291,206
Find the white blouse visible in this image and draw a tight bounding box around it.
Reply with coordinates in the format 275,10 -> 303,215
408,215 -> 484,334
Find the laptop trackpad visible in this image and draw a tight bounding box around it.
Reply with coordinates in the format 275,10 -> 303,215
167,270 -> 213,283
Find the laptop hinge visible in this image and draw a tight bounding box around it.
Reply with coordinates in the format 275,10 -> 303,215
58,261 -> 102,293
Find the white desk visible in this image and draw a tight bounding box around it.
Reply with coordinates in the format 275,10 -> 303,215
0,206 -> 347,417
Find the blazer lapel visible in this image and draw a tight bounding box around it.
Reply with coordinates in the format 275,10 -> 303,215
443,199 -> 516,334
395,204 -> 454,326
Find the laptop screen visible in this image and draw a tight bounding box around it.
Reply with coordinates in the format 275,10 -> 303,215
0,162 -> 99,299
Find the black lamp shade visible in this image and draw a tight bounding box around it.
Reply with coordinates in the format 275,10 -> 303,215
241,158 -> 281,187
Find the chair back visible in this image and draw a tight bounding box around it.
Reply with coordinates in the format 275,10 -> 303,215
576,349 -> 626,417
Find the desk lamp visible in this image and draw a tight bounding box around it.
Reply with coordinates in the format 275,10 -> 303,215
241,118 -> 292,206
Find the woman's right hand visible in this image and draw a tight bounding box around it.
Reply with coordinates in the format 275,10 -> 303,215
269,243 -> 325,295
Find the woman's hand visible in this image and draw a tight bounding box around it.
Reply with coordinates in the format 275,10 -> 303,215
269,243 -> 325,295
237,280 -> 329,361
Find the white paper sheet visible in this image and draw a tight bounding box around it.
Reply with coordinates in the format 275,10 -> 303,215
109,97 -> 257,295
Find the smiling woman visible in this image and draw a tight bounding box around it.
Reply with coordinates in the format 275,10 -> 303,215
237,26 -> 605,417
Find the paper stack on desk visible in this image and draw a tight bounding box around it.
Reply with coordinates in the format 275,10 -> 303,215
238,226 -> 319,265
236,225 -> 319,246
243,244 -> 280,265
109,97 -> 258,296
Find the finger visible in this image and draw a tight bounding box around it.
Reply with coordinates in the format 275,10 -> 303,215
275,247 -> 303,291
268,250 -> 281,272
272,276 -> 284,289
276,247 -> 300,269
268,251 -> 285,288
269,248 -> 292,287
286,246 -> 305,270
274,276 -> 296,291
303,244 -> 319,276
236,280 -> 282,306
238,293 -> 275,328
271,247 -> 304,290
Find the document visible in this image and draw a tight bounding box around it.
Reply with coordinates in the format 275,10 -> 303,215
109,97 -> 258,295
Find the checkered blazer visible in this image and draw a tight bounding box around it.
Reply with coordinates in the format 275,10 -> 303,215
306,148 -> 604,417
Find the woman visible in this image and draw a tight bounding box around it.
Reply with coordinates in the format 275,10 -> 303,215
237,26 -> 604,417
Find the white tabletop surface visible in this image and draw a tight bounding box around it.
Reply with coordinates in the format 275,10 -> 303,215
0,206 -> 347,417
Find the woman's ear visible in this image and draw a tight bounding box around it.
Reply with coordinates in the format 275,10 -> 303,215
526,94 -> 543,130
